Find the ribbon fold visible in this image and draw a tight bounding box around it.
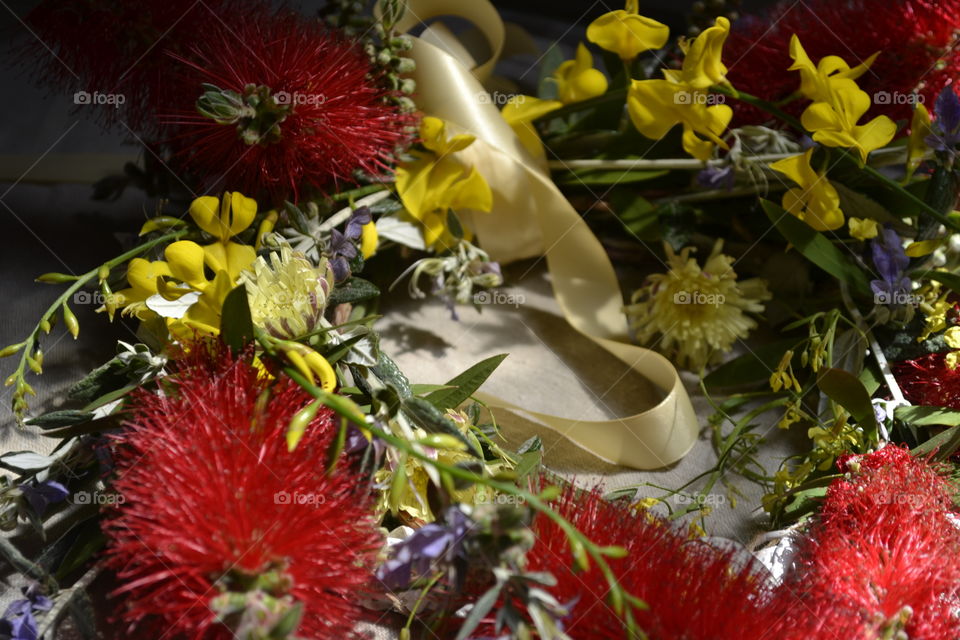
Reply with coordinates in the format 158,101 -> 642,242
394,0 -> 699,469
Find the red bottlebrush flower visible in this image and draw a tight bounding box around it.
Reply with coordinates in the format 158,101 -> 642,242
893,352 -> 960,410
776,445 -> 960,640
102,343 -> 382,639
724,0 -> 960,126
22,0 -> 243,131
458,485 -> 781,640
164,11 -> 412,203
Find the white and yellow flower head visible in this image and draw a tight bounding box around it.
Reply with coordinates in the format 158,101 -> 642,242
240,245 -> 334,340
625,240 -> 771,370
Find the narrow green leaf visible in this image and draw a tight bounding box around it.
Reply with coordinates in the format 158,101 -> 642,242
220,285 -> 254,353
424,354 -> 508,411
402,396 -> 482,458
26,410 -> 95,429
762,199 -> 871,296
816,367 -> 879,441
328,277 -> 380,307
912,426 -> 960,458
455,583 -> 503,640
895,405 -> 960,427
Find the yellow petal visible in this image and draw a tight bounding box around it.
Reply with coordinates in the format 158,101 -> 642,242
586,10 -> 669,61
945,327 -> 960,350
394,156 -> 436,220
419,116 -> 447,153
501,96 -> 562,125
360,221 -> 378,259
182,270 -> 233,335
848,217 -> 879,241
227,191 -> 258,236
678,16 -> 730,89
850,115 -> 897,162
448,166 -> 493,213
188,196 -> 223,239
203,241 -> 256,282
554,44 -> 608,104
126,258 -> 172,296
627,79 -> 681,140
164,241 -> 207,289
905,238 -> 944,257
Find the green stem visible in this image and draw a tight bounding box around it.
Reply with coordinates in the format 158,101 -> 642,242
712,86 -> 804,131
329,184 -> 387,202
6,229 -> 188,420
280,365 -> 644,637
403,571 -> 443,634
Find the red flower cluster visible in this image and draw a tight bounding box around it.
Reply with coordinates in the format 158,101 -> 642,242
894,352 -> 960,410
24,0 -> 411,203
460,485 -> 778,639
167,10 -> 412,202
724,0 -> 960,126
102,344 -> 382,639
455,446 -> 960,639
775,446 -> 960,639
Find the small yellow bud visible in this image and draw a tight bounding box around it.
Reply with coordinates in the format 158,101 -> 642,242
62,303 -> 80,339
0,343 -> 24,358
36,272 -> 77,284
286,400 -> 322,451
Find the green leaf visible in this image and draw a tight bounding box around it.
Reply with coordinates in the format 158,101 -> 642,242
410,383 -> 455,395
372,352 -> 412,398
402,396 -> 482,458
895,405 -> 960,427
610,191 -> 657,236
704,339 -> 799,389
913,426 -> 960,458
816,368 -> 879,441
424,354 -> 508,411
220,285 -> 254,354
67,358 -> 127,403
26,410 -> 95,429
455,582 -> 503,640
779,485 -> 828,523
328,277 -> 380,307
762,199 -> 871,296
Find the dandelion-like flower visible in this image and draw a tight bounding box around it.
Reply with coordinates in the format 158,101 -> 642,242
625,240 -> 770,370
240,246 -> 334,340
102,342 -> 381,639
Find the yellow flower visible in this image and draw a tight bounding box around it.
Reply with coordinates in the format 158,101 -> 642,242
848,217 -> 878,240
586,0 -> 669,61
553,43 -> 609,104
664,16 -> 731,90
110,193 -> 259,335
625,240 -> 771,370
360,222 -> 378,259
789,36 -> 896,164
627,17 -> 733,161
395,117 -> 493,250
240,245 -> 334,339
788,36 -> 878,104
906,103 -> 931,180
189,192 -> 258,281
502,95 -> 562,160
770,149 -> 844,231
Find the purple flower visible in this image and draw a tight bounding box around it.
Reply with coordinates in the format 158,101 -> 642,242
19,480 -> 68,516
377,507 -> 472,589
1,585 -> 53,640
870,227 -> 912,306
925,87 -> 960,155
344,207 -> 372,240
696,165 -> 735,191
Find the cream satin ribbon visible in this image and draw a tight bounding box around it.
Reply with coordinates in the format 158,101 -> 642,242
392,0 -> 699,468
